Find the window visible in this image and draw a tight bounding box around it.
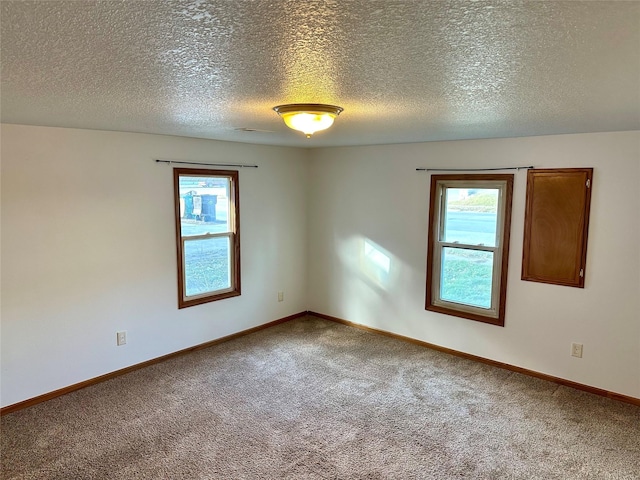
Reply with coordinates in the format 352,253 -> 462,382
174,168 -> 240,308
426,174 -> 513,326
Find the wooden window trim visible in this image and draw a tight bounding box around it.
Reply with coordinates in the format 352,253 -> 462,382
174,168 -> 241,309
425,174 -> 514,327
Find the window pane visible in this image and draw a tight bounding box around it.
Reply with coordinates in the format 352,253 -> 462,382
178,176 -> 230,236
443,188 -> 499,247
184,237 -> 231,297
440,247 -> 493,309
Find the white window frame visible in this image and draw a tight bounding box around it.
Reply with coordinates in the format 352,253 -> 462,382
426,174 -> 513,326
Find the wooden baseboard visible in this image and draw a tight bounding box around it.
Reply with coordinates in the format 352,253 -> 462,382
5,309 -> 637,415
1,311 -> 307,416
308,311 -> 640,407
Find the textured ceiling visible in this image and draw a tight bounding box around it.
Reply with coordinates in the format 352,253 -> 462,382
1,1 -> 639,148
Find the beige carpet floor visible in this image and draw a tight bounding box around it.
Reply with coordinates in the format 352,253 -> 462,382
1,315 -> 639,479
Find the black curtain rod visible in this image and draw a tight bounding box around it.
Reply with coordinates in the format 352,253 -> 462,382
416,166 -> 534,172
155,159 -> 258,168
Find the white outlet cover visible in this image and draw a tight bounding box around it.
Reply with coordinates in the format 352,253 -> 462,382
571,343 -> 583,358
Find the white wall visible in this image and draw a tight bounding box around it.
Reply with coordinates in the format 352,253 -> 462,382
1,124 -> 309,407
307,131 -> 640,398
2,126 -> 639,408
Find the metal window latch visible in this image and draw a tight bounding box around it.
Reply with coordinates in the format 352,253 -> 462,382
579,268 -> 584,277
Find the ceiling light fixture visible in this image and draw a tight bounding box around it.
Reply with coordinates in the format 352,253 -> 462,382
273,103 -> 343,138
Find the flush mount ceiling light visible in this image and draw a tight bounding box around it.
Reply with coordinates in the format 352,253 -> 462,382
273,104 -> 344,138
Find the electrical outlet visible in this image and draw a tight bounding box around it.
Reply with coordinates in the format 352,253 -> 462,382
117,331 -> 127,346
278,291 -> 284,302
571,342 -> 583,358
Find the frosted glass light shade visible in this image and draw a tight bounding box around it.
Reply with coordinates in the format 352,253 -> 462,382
273,104 -> 343,138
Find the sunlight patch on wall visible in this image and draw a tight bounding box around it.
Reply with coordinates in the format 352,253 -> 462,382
361,238 -> 392,288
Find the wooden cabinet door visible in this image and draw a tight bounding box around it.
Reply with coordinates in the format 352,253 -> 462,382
522,168 -> 593,288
